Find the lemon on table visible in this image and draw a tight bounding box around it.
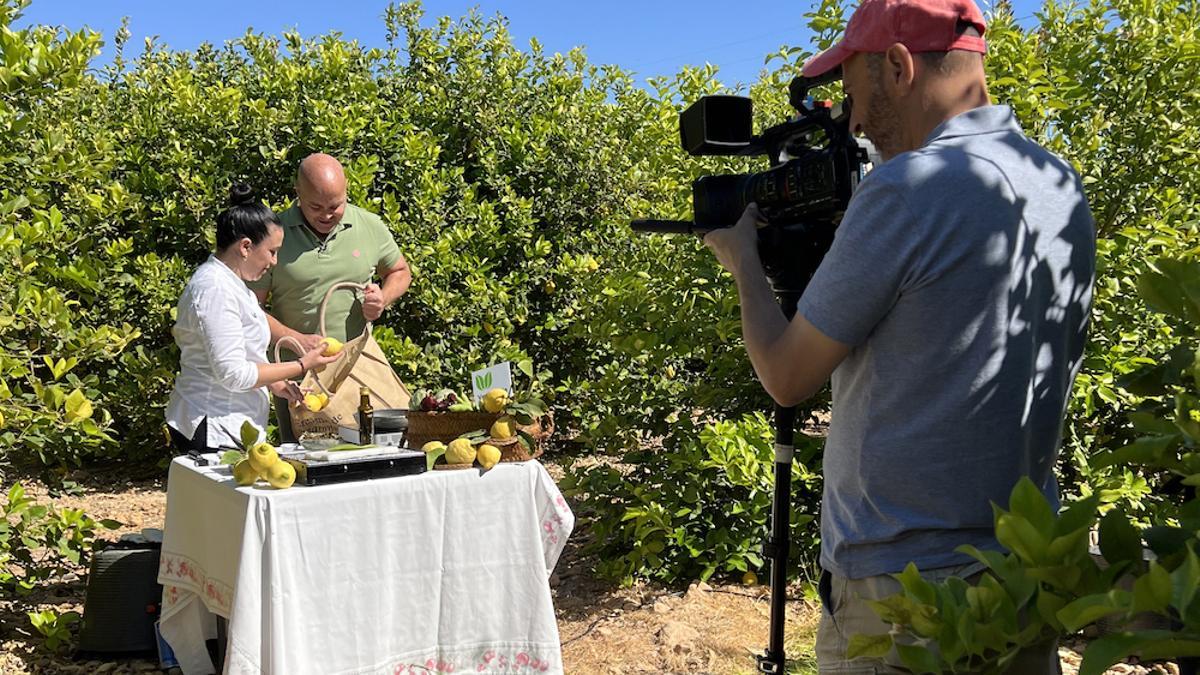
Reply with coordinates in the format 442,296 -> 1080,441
445,438 -> 476,465
248,442 -> 279,473
265,460 -> 296,489
477,443 -> 501,470
232,459 -> 259,486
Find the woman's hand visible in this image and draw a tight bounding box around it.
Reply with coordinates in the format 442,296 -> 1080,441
298,341 -> 342,374
268,380 -> 304,403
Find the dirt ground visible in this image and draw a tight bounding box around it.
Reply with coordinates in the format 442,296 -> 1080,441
0,459 -> 1184,675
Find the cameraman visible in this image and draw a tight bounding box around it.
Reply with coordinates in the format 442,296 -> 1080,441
704,0 -> 1095,672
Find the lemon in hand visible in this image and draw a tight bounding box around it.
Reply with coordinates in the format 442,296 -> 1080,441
321,337 -> 344,356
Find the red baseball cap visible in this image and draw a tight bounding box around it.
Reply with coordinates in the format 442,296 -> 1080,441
802,0 -> 987,77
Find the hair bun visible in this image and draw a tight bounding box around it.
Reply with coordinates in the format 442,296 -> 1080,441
228,182 -> 256,207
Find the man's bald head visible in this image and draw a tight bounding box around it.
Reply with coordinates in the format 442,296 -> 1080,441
295,153 -> 348,235
296,153 -> 346,193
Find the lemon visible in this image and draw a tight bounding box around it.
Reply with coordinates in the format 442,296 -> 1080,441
303,393 -> 325,412
248,442 -> 279,473
477,443 -> 501,469
742,571 -> 758,586
489,416 -> 516,440
421,440 -> 446,454
265,460 -> 296,489
445,438 -> 476,465
321,337 -> 344,356
232,459 -> 259,486
481,388 -> 510,413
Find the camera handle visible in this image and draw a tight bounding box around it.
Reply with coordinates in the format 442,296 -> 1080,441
757,291 -> 802,674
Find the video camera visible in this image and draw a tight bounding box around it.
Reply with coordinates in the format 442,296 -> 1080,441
631,67 -> 869,296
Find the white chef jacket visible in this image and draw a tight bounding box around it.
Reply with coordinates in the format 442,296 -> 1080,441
165,256 -> 271,447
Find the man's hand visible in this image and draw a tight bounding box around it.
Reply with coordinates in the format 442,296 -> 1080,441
361,283 -> 386,321
703,203 -> 765,276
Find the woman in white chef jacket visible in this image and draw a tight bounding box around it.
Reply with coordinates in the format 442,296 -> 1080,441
165,184 -> 340,452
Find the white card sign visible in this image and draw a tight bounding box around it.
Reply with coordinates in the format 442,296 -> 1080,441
471,362 -> 513,404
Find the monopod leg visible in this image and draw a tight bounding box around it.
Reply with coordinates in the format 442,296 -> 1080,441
757,402 -> 796,673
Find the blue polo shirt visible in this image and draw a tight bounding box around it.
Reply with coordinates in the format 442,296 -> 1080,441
798,105 -> 1096,578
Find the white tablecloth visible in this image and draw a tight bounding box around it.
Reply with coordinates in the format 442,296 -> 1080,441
158,455 -> 574,675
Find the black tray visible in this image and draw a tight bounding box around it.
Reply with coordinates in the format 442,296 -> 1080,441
282,450 -> 426,486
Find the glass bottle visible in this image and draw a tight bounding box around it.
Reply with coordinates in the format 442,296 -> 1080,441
358,386 -> 374,445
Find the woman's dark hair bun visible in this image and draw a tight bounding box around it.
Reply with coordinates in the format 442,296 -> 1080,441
228,182 -> 257,207
216,182 -> 277,251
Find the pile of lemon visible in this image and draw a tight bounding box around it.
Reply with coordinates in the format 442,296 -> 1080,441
232,442 -> 296,489
418,388 -> 519,469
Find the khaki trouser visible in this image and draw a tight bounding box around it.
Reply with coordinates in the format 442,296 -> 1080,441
816,562 -> 1061,674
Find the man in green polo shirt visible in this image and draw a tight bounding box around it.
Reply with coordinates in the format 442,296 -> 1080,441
250,153 -> 412,440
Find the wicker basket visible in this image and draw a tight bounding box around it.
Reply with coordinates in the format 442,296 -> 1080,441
489,413 -> 554,462
405,410 -> 500,449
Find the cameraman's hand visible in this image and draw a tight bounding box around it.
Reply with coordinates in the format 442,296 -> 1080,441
704,203 -> 765,276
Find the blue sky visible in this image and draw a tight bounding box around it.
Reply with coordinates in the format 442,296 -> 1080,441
16,0 -> 1044,89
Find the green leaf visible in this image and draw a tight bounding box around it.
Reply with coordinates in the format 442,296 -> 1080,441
1098,509 -> 1143,571
322,443 -> 370,452
1057,591 -> 1128,633
1131,562 -> 1172,614
995,513 -> 1048,565
846,633 -> 893,659
1078,630 -> 1182,675
1008,477 -> 1056,533
895,563 -> 937,606
1170,547 -> 1200,613
425,446 -> 446,471
1055,494 -> 1100,538
239,421 -> 259,451
895,642 -> 941,674
219,450 -> 244,465
516,359 -> 534,378
63,388 -> 93,423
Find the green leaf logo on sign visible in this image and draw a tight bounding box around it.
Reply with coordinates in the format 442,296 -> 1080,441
470,363 -> 513,405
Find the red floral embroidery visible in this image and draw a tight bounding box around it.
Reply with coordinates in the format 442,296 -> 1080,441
392,646 -> 557,673
158,552 -> 233,614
